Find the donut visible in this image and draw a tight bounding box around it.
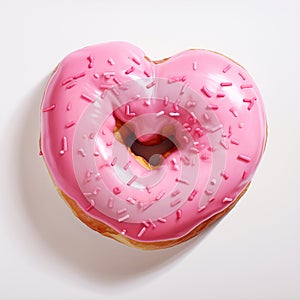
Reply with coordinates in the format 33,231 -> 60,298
40,42 -> 267,249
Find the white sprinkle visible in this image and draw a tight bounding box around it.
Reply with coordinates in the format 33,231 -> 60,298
117,208 -> 127,215
169,112 -> 180,117
158,218 -> 167,223
137,227 -> 147,238
198,205 -> 206,212
118,214 -> 130,222
223,197 -> 233,203
78,148 -> 86,157
193,61 -> 197,71
127,175 -> 137,186
156,110 -> 165,117
108,198 -> 114,208
155,191 -> 165,201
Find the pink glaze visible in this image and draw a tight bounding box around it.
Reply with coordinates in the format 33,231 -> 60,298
41,42 -> 266,243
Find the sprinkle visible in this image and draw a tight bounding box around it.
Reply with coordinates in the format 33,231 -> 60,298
217,92 -> 225,98
87,55 -> 94,68
223,197 -> 233,203
113,77 -> 121,85
220,82 -> 232,87
221,171 -> 230,180
127,175 -> 137,186
66,81 -> 77,89
146,81 -> 156,89
176,209 -> 183,219
181,156 -> 190,165
125,104 -> 136,116
147,218 -> 157,228
121,229 -> 127,235
103,71 -> 116,79
124,161 -> 131,170
239,122 -> 244,128
183,136 -> 189,143
198,205 -> 206,212
78,148 -> 86,157
106,141 -> 112,146
201,85 -> 213,97
111,157 -> 117,166
143,202 -> 154,211
155,191 -> 165,201
203,113 -> 210,121
231,138 -> 240,145
118,214 -> 130,222
211,178 -> 217,185
42,104 -> 56,112
158,218 -> 167,223
229,107 -> 239,117
137,227 -> 147,238
243,97 -> 257,110
228,125 -> 232,139
173,99 -> 180,111
126,197 -> 137,205
107,58 -> 115,65
65,121 -> 75,128
180,82 -> 190,95
240,84 -> 253,89
242,171 -> 247,179
85,200 -> 95,212
190,147 -> 200,153
112,87 -> 119,96
207,104 -> 219,110
205,189 -> 213,195
175,178 -> 189,185
220,139 -> 229,150
95,173 -> 101,180
93,73 -> 100,79
168,77 -> 180,84
117,208 -> 127,215
113,187 -> 121,195
239,72 -> 246,80
195,127 -> 204,137
223,64 -> 231,73
210,124 -> 223,132
146,186 -> 151,194
156,110 -> 165,117
164,96 -> 169,106
186,100 -> 196,108
81,93 -> 95,103
132,57 -> 141,65
62,77 -> 73,85
144,70 -> 151,77
66,103 -> 71,111
209,197 -> 215,202
200,153 -> 210,160
169,112 -> 180,117
73,72 -> 86,79
100,84 -> 114,90
125,66 -> 134,75
237,154 -> 251,162
108,198 -> 114,208
172,190 -> 180,197
193,61 -> 197,71
144,99 -> 151,106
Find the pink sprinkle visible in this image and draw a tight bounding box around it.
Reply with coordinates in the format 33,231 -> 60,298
220,82 -> 232,87
42,104 -> 56,112
147,218 -> 157,228
172,190 -> 180,197
100,84 -> 113,89
180,82 -> 190,95
188,189 -> 198,200
66,81 -> 77,89
186,100 -> 196,108
85,200 -> 95,212
65,121 -> 75,128
239,122 -> 244,128
59,136 -> 68,155
221,171 -> 229,180
93,73 -> 100,79
78,148 -> 86,157
81,93 -> 95,103
103,71 -> 116,79
183,136 -> 189,143
113,77 -> 121,85
94,151 -> 100,156
203,113 -> 210,121
106,141 -> 112,146
190,147 -> 200,153
125,66 -> 134,75
121,229 -> 127,235
223,64 -> 232,73
210,124 -> 223,132
237,154 -> 251,162
123,161 -> 131,170
87,55 -> 94,68
132,57 -> 141,65
137,227 -> 147,238
205,189 -> 213,195
201,85 -> 213,97
62,77 -> 73,85
118,208 -> 127,215
193,61 -> 197,71
198,205 -> 206,212
66,103 -> 71,111
176,209 -> 182,219
209,197 -> 215,202
118,214 -> 130,223
200,153 -> 210,160
113,187 -> 121,195
143,202 -> 154,211
240,84 -> 253,89
239,72 -> 246,80
126,197 -> 137,205
146,81 -> 156,89
243,97 -> 257,110
229,107 -> 239,117
242,171 -> 247,179
217,92 -> 225,98
146,186 -> 151,194
111,157 -> 117,166
220,139 -> 229,149
107,58 -> 115,65
223,197 -> 233,203
163,96 -> 169,106
73,72 -> 86,79
231,138 -> 240,145
158,218 -> 167,223
127,175 -> 137,186
208,104 -> 219,110
175,178 -> 189,185
155,191 -> 165,201
144,70 -> 151,77
156,110 -> 165,117
108,198 -> 114,208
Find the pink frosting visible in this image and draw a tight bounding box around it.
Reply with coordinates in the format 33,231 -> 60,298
41,42 -> 266,242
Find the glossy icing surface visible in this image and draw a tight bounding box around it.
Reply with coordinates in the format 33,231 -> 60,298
41,42 -> 266,242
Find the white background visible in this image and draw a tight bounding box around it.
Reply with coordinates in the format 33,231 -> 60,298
0,0 -> 299,299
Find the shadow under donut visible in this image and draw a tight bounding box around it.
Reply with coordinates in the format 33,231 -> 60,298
16,77 -> 219,287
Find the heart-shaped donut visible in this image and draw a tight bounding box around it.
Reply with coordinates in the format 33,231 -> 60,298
40,42 -> 267,249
